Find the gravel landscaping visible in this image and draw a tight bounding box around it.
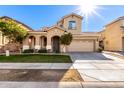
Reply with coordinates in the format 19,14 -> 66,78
0,69 -> 83,82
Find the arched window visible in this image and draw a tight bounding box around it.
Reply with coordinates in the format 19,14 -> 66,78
68,21 -> 76,30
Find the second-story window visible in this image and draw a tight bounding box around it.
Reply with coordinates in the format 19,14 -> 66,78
68,21 -> 76,30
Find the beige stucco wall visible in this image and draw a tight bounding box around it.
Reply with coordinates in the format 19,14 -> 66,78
23,31 -> 47,50
58,16 -> 82,34
103,20 -> 123,51
22,27 -> 65,52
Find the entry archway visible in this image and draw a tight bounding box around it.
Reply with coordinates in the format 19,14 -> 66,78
28,36 -> 36,49
40,36 -> 47,49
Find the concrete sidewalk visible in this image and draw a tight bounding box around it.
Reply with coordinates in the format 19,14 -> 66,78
0,63 -> 74,69
0,81 -> 124,88
0,82 -> 83,88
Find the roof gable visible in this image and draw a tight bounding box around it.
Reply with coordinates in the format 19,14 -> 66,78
47,25 -> 66,32
105,16 -> 124,27
58,13 -> 83,23
62,13 -> 83,20
0,16 -> 33,31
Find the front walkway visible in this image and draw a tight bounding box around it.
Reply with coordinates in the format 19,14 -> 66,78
0,52 -> 124,87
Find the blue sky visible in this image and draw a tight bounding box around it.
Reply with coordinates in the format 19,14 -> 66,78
0,5 -> 124,32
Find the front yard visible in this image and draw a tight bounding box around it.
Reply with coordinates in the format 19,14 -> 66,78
0,54 -> 72,63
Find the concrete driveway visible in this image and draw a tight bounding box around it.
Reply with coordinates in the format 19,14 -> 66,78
69,52 -> 113,61
69,52 -> 124,87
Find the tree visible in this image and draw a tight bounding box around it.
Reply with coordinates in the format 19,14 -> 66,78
0,18 -> 28,53
60,32 -> 73,52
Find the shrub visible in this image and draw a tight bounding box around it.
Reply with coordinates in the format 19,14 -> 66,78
97,47 -> 103,53
23,49 -> 34,53
38,48 -> 47,53
55,50 -> 60,53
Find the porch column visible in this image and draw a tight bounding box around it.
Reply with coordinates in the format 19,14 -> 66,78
41,37 -> 45,48
22,37 -> 29,50
35,35 -> 40,50
46,37 -> 52,52
95,40 -> 99,51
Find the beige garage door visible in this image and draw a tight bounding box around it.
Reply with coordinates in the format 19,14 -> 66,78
68,39 -> 94,52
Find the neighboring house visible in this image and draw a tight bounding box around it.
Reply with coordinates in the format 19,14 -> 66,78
2,13 -> 124,53
101,17 -> 124,52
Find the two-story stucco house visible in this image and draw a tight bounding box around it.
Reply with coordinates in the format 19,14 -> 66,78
0,13 -> 100,53
1,13 -> 124,53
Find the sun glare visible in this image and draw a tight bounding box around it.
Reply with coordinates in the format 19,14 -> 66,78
79,5 -> 98,16
73,5 -> 103,31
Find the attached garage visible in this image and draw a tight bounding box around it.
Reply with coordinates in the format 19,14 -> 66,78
67,39 -> 95,52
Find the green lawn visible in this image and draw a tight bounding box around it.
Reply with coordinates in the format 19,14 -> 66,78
0,54 -> 72,63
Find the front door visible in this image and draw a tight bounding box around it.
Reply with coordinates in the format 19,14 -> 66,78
52,36 -> 60,53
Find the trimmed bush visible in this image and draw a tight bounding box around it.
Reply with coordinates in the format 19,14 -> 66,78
23,49 -> 34,53
97,47 -> 103,53
55,50 -> 60,53
38,48 -> 47,53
